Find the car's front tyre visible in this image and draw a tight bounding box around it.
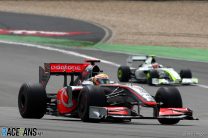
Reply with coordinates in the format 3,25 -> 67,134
147,70 -> 159,85
117,66 -> 131,82
180,69 -> 192,78
155,87 -> 182,125
78,86 -> 106,122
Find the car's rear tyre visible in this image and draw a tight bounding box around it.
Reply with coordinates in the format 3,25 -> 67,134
117,66 -> 131,82
147,70 -> 159,85
155,87 -> 182,125
18,83 -> 47,119
78,86 -> 107,122
180,69 -> 192,78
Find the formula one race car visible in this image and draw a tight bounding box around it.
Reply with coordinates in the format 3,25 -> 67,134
18,60 -> 197,125
117,55 -> 198,85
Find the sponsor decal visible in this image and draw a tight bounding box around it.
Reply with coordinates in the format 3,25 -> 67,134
1,127 -> 43,137
130,85 -> 155,102
50,63 -> 88,73
51,64 -> 81,71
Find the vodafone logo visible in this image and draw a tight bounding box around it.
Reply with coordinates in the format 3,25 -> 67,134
51,64 -> 81,71
49,63 -> 88,73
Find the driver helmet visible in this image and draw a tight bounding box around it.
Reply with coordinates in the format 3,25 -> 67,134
93,73 -> 110,85
152,63 -> 160,69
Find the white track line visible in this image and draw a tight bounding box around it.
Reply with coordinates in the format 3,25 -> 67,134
0,40 -> 207,89
0,40 -> 120,67
197,84 -> 208,89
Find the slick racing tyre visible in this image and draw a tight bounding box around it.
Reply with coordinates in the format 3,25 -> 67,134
180,69 -> 192,78
78,86 -> 106,122
117,66 -> 131,82
147,70 -> 159,85
18,83 -> 47,119
155,87 -> 182,125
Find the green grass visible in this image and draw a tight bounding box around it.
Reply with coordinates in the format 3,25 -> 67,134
0,34 -> 208,62
94,44 -> 208,62
0,35 -> 94,47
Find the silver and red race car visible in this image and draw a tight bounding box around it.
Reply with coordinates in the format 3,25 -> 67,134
18,60 -> 197,125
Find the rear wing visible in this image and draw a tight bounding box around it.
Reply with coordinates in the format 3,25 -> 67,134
85,59 -> 100,65
126,55 -> 157,66
127,55 -> 148,63
39,63 -> 89,88
126,55 -> 148,66
47,63 -> 89,75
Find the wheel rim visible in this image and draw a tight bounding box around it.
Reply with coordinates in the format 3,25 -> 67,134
20,94 -> 25,109
146,72 -> 150,79
118,69 -> 122,79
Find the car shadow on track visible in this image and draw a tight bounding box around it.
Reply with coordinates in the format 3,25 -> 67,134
42,118 -> 81,122
102,121 -> 194,126
42,118 -> 194,126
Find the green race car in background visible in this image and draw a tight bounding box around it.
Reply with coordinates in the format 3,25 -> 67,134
117,55 -> 198,85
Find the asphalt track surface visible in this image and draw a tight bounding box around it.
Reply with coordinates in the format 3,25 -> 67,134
0,12 -> 208,138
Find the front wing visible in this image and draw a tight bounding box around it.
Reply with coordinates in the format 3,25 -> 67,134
89,106 -> 198,120
152,78 -> 198,85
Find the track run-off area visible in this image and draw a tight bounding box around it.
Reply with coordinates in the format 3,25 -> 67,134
0,12 -> 208,138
